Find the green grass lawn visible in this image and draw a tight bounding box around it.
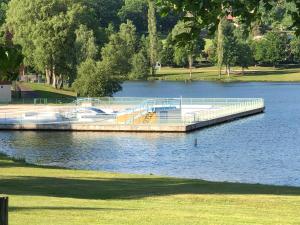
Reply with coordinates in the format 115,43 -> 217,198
155,66 -> 300,82
1,153 -> 300,225
20,82 -> 77,98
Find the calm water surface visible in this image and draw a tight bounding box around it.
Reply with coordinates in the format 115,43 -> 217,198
1,81 -> 300,186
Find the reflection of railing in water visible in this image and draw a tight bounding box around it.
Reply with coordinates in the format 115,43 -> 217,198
0,98 -> 264,126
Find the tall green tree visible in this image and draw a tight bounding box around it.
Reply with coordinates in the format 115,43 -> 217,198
75,25 -> 98,64
129,36 -> 150,80
172,20 -> 205,79
148,0 -> 158,76
160,33 -> 175,66
6,0 -> 94,88
252,31 -> 289,66
290,36 -> 300,62
119,0 -> 179,34
119,0 -> 148,34
158,0 -> 300,36
0,0 -> 23,81
101,20 -> 137,77
236,42 -> 253,74
0,44 -> 23,81
73,58 -> 121,97
222,20 -> 239,77
82,0 -> 123,28
217,18 -> 225,78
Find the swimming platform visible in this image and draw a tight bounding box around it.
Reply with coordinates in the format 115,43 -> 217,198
0,97 -> 265,133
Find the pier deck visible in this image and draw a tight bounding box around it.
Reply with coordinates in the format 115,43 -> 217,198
0,98 -> 265,133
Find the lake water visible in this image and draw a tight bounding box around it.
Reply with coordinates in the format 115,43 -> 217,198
1,81 -> 300,187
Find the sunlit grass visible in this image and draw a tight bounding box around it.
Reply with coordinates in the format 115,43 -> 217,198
1,153 -> 300,225
154,66 -> 300,82
20,82 -> 77,98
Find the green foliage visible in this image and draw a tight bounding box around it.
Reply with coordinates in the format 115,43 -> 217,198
0,44 -> 23,81
0,0 -> 8,27
82,0 -> 123,28
290,36 -> 300,62
73,20 -> 150,95
210,19 -> 253,75
119,0 -> 179,34
252,31 -> 289,66
160,33 -> 175,66
236,42 -> 253,71
119,0 -> 148,33
222,20 -> 239,71
148,0 -> 158,75
216,18 -> 225,76
75,25 -> 98,64
259,0 -> 296,31
73,59 -> 121,97
101,20 -> 137,77
6,0 -> 95,87
171,20 -> 205,79
129,50 -> 149,80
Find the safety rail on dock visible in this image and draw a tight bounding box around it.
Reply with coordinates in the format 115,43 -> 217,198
0,98 -> 264,127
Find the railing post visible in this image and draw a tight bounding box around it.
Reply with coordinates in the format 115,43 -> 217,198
0,197 -> 8,225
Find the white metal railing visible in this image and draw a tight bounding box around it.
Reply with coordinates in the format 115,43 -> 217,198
0,98 -> 264,126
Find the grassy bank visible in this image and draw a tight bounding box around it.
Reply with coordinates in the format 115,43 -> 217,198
155,66 -> 300,82
1,153 -> 300,225
20,82 -> 76,98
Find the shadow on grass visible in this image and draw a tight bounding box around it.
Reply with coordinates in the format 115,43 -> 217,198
31,90 -> 75,99
1,154 -> 300,200
241,69 -> 300,77
1,175 -> 300,200
10,206 -> 135,212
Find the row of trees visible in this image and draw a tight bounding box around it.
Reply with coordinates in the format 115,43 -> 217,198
1,0 -> 168,96
2,0 -> 300,95
0,0 -> 22,81
158,0 -> 300,78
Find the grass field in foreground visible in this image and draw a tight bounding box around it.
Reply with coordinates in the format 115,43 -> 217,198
20,82 -> 77,98
155,66 -> 300,82
1,153 -> 300,225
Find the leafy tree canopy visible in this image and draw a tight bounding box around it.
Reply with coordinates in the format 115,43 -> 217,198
158,0 -> 300,35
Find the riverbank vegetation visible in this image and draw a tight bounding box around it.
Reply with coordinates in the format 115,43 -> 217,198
2,1 -> 300,97
20,82 -> 76,99
154,66 -> 300,82
1,153 -> 300,225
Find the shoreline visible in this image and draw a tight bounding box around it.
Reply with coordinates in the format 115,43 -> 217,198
1,152 -> 300,225
1,152 -> 299,189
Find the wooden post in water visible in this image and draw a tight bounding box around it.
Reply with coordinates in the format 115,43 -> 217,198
0,197 -> 8,225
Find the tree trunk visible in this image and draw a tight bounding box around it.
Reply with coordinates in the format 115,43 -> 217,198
217,18 -> 225,79
45,68 -> 52,85
52,66 -> 57,89
148,0 -> 158,76
188,54 -> 193,80
227,65 -> 230,77
57,75 -> 63,89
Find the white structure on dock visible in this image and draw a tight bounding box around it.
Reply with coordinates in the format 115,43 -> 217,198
0,97 -> 265,132
0,82 -> 11,103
